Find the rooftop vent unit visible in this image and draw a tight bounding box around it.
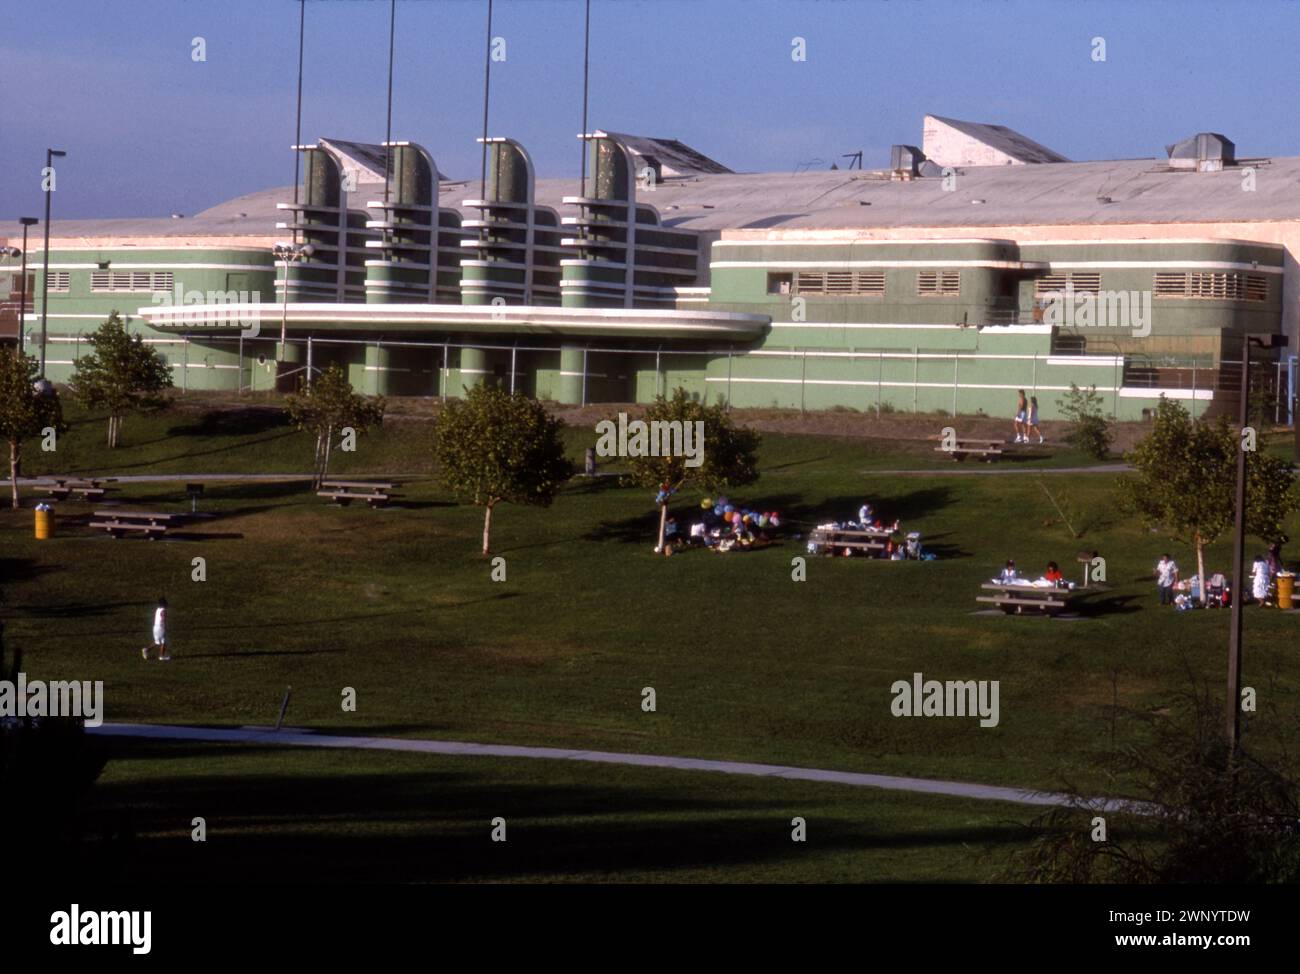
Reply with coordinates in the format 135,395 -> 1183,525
1166,132 -> 1235,172
890,144 -> 924,179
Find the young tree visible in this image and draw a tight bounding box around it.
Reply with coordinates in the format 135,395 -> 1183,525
1118,397 -> 1297,604
621,388 -> 762,552
433,385 -> 573,556
284,364 -> 385,489
1056,383 -> 1112,460
0,349 -> 67,509
68,312 -> 173,447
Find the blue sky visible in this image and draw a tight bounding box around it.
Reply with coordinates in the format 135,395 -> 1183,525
4,0 -> 1299,219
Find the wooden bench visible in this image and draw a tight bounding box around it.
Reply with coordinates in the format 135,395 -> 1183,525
933,437 -> 1005,462
38,477 -> 114,501
318,480 -> 398,508
89,510 -> 181,540
809,527 -> 891,556
977,581 -> 1071,615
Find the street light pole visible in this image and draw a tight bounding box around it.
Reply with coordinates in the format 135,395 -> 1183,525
273,241 -> 314,391
1226,333 -> 1288,753
18,217 -> 38,355
39,148 -> 67,378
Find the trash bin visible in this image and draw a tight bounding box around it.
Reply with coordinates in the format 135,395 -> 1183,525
1278,572 -> 1295,610
34,504 -> 53,540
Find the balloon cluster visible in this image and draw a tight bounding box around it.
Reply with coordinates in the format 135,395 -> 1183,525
699,495 -> 781,545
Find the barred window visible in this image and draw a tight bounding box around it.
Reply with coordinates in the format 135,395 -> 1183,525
793,270 -> 885,296
917,270 -> 960,296
1035,272 -> 1100,296
1154,271 -> 1268,301
46,271 -> 70,292
90,270 -> 174,292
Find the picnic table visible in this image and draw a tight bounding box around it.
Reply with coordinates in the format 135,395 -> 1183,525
89,509 -> 183,540
37,477 -> 117,501
976,580 -> 1076,615
809,525 -> 893,556
934,437 -> 1004,462
317,480 -> 399,508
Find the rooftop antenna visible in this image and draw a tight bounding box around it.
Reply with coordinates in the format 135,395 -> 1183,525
841,151 -> 863,170
383,0 -> 396,202
292,0 -> 305,214
480,0 -> 494,201
580,0 -> 592,192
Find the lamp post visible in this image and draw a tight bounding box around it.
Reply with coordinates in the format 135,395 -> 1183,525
39,148 -> 67,378
273,241 -> 314,390
17,218 -> 38,354
1226,332 -> 1289,753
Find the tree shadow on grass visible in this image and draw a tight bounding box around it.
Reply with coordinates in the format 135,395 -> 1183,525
167,407 -> 290,437
0,557 -> 60,584
78,746 -> 1028,882
9,598 -> 153,619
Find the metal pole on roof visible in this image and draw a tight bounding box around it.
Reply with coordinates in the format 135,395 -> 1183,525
580,0 -> 591,191
480,0 -> 494,202
293,0 -> 305,210
877,351 -> 883,417
383,0 -> 396,204
510,343 -> 517,395
951,354 -> 958,418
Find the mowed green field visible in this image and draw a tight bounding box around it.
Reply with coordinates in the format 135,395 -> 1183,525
89,740 -> 1035,883
3,401 -> 1297,880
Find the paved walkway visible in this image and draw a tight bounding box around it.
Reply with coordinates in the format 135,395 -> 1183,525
89,721 -> 1142,813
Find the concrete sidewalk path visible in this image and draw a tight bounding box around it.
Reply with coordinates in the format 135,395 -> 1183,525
89,721 -> 1138,813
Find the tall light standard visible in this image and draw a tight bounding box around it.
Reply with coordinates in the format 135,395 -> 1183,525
1226,332 -> 1289,753
273,241 -> 314,390
39,148 -> 67,378
17,217 -> 38,354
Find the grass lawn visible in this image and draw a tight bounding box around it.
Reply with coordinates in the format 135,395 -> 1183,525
87,739 -> 1033,883
4,399 -> 1298,880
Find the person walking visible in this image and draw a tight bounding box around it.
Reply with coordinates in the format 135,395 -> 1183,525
1155,555 -> 1179,606
1251,554 -> 1272,606
142,596 -> 170,661
1013,390 -> 1028,443
1027,396 -> 1044,444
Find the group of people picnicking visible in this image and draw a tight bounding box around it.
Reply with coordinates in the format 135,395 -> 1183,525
992,559 -> 1073,589
808,501 -> 932,560
1155,545 -> 1290,609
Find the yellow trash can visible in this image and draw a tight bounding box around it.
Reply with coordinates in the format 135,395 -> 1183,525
1277,572 -> 1294,611
34,506 -> 53,540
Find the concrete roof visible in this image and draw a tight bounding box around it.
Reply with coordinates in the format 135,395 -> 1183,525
10,155 -> 1300,244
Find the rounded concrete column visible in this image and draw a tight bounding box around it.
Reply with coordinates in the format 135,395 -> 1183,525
274,340 -> 303,392
459,344 -> 488,394
557,344 -> 586,405
364,343 -> 391,396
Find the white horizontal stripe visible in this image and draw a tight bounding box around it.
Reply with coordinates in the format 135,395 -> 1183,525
712,260 -> 1022,270
1045,260 -> 1282,274
714,237 -> 1014,248
705,376 -> 1117,393
22,262 -> 271,272
1119,386 -> 1214,400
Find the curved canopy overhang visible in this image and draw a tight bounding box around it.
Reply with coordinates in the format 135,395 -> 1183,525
138,302 -> 770,342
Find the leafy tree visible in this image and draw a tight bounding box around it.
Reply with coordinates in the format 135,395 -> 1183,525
1056,383 -> 1112,460
68,312 -> 173,447
1007,682 -> 1300,883
0,349 -> 67,509
621,388 -> 761,552
284,364 -> 385,489
1118,397 -> 1297,603
433,385 -> 573,556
